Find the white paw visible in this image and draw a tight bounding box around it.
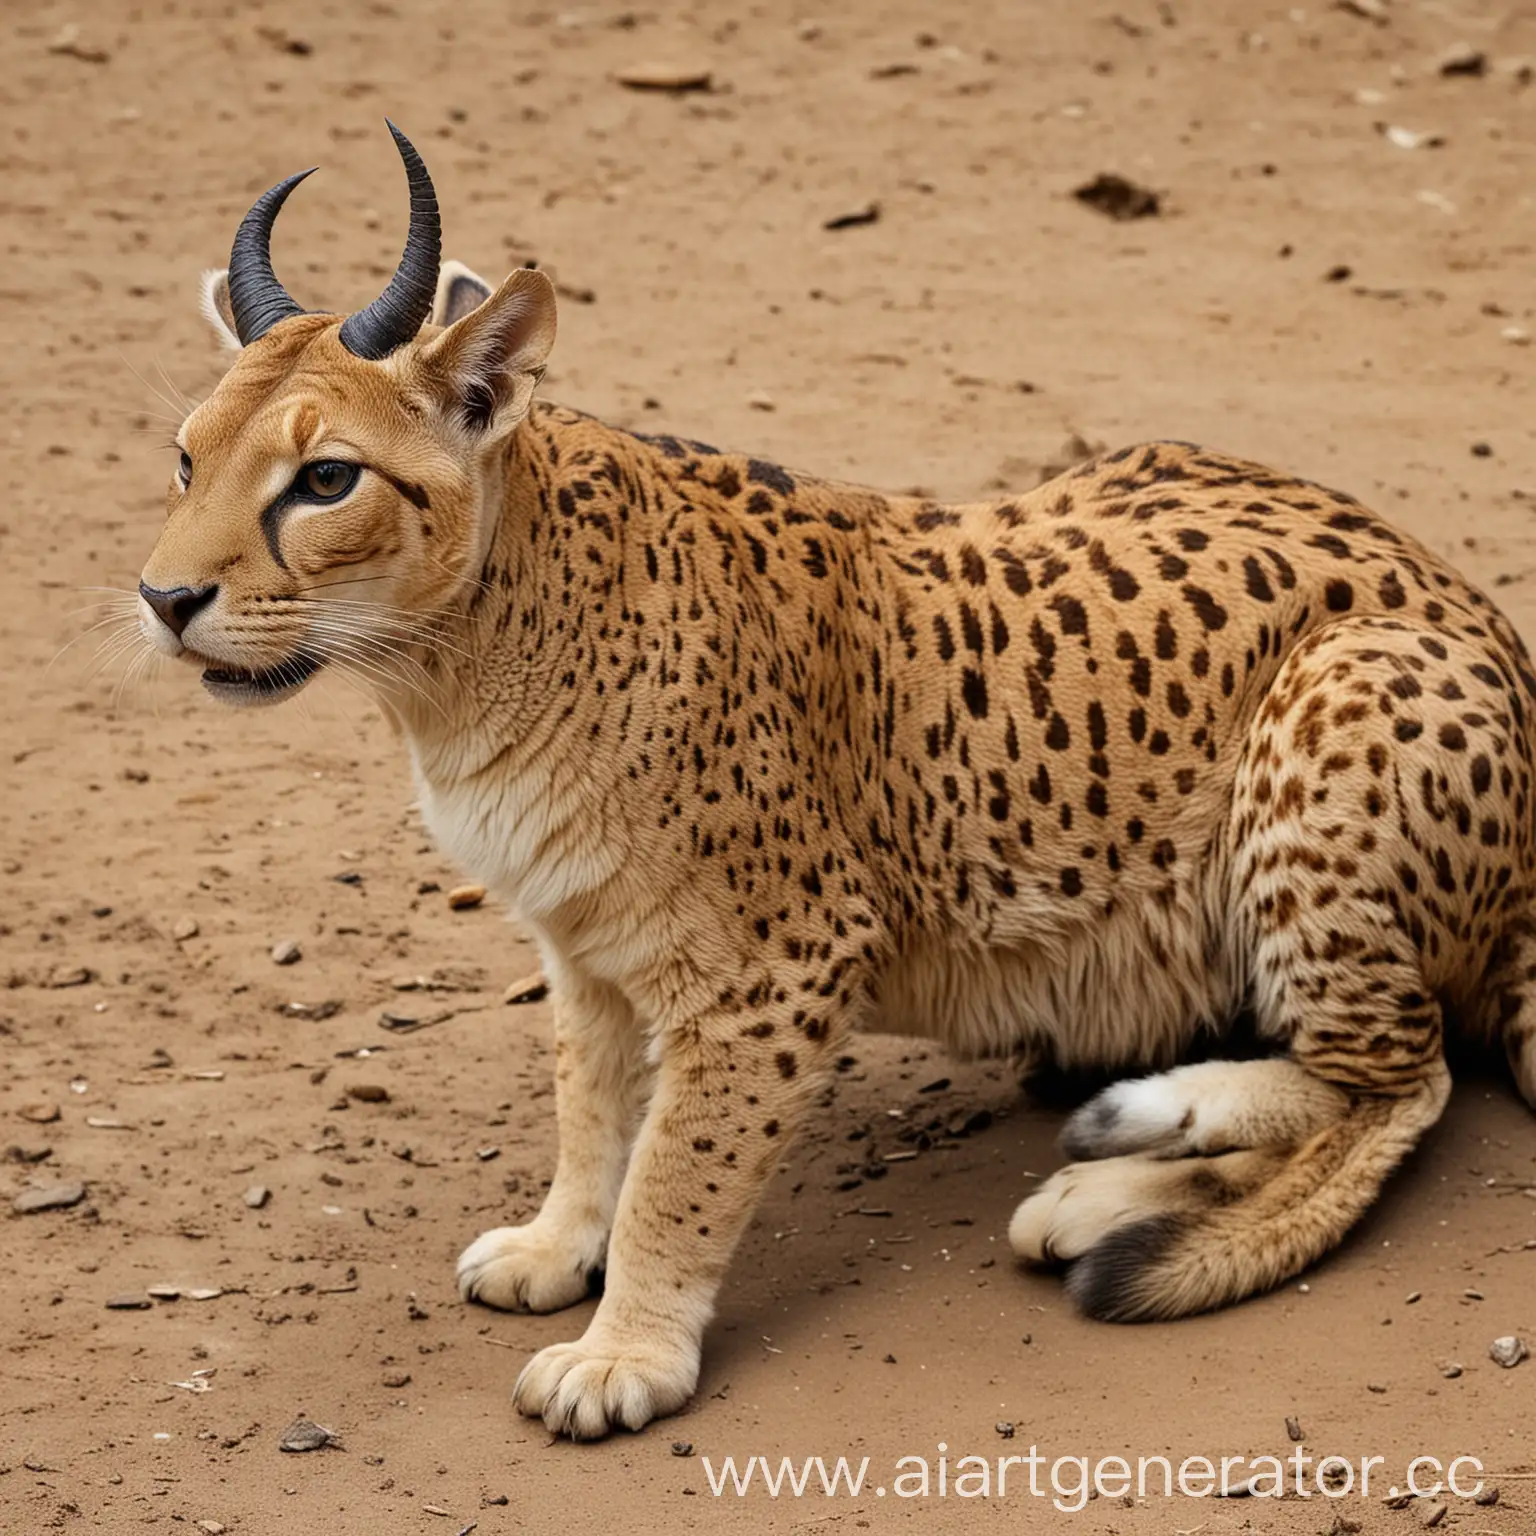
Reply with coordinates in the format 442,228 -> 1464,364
513,1328 -> 700,1439
1061,1073 -> 1200,1161
1009,1156 -> 1183,1263
1060,1059 -> 1348,1161
457,1220 -> 606,1313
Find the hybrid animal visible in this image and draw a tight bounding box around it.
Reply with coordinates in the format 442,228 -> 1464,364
134,126 -> 1536,1438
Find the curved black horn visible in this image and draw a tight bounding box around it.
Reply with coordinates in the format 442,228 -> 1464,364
338,122 -> 441,360
227,167 -> 317,346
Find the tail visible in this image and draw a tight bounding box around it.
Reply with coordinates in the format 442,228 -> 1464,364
1059,1067 -> 1449,1322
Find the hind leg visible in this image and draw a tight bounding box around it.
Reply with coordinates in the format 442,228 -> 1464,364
1014,620 -> 1522,1319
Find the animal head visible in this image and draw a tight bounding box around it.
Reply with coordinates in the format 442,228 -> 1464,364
137,122 -> 557,707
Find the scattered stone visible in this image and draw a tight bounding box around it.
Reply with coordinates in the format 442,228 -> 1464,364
671,1440 -> 694,1456
47,23 -> 111,62
1421,1501 -> 1447,1528
447,884 -> 486,910
1440,1362 -> 1463,1379
1405,1290 -> 1421,1304
503,973 -> 549,1005
244,1185 -> 271,1209
12,1182 -> 86,1214
147,1284 -> 182,1301
281,999 -> 342,1020
279,1418 -> 338,1452
1489,1335 -> 1528,1368
1474,1486 -> 1500,1506
614,60 -> 712,92
197,1522 -> 228,1534
256,24 -> 312,54
747,391 -> 776,412
1073,172 -> 1159,221
18,1103 -> 60,1125
106,1294 -> 152,1310
1437,42 -> 1486,77
475,1146 -> 500,1162
346,1083 -> 390,1104
271,939 -> 303,966
1285,1415 -> 1304,1442
1380,124 -> 1444,151
1335,0 -> 1388,20
382,1369 -> 412,1389
186,1288 -> 223,1301
47,965 -> 93,989
379,1009 -> 454,1034
823,202 -> 881,231
1471,441 -> 1493,457
172,916 -> 200,942
995,1421 -> 1016,1439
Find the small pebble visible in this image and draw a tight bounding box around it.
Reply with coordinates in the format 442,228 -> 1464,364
1285,1415 -> 1303,1443
1474,1486 -> 1500,1506
271,939 -> 302,966
1489,1335 -> 1528,1368
19,1102 -> 62,1124
382,1369 -> 412,1389
747,391 -> 776,412
1421,1502 -> 1447,1529
1437,42 -> 1486,77
614,60 -> 712,91
13,1182 -> 86,1215
186,1288 -> 223,1301
995,1421 -> 1015,1439
172,916 -> 200,942
1441,1362 -> 1463,1379
147,1284 -> 181,1301
244,1185 -> 271,1209
346,1083 -> 390,1104
503,972 -> 549,1004
447,884 -> 486,910
671,1440 -> 693,1457
197,1522 -> 227,1534
279,1418 -> 337,1452
106,1294 -> 152,1310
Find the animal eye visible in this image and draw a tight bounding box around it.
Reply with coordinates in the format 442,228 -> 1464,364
177,451 -> 193,489
300,460 -> 359,500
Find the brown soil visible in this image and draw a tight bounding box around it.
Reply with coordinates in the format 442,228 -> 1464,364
3,0 -> 1535,1531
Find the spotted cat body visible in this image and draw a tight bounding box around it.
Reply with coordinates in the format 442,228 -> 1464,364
135,134 -> 1536,1439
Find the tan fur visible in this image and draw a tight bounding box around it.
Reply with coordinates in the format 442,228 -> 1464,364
135,253 -> 1536,1437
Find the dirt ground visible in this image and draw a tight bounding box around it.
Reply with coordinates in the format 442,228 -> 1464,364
3,0 -> 1535,1531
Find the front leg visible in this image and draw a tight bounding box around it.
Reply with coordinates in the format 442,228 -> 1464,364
458,953 -> 647,1313
512,993 -> 844,1438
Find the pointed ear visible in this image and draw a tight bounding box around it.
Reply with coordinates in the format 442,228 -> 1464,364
431,259 -> 494,328
418,268 -> 558,437
199,269 -> 242,351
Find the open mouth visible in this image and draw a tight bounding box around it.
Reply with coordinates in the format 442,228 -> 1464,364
200,651 -> 325,704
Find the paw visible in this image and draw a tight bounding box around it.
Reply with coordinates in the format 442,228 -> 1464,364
513,1328 -> 699,1439
1060,1060 -> 1349,1161
457,1220 -> 605,1314
1061,1074 -> 1201,1161
1009,1155 -> 1184,1264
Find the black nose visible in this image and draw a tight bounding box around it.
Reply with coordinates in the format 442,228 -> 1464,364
140,582 -> 218,639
